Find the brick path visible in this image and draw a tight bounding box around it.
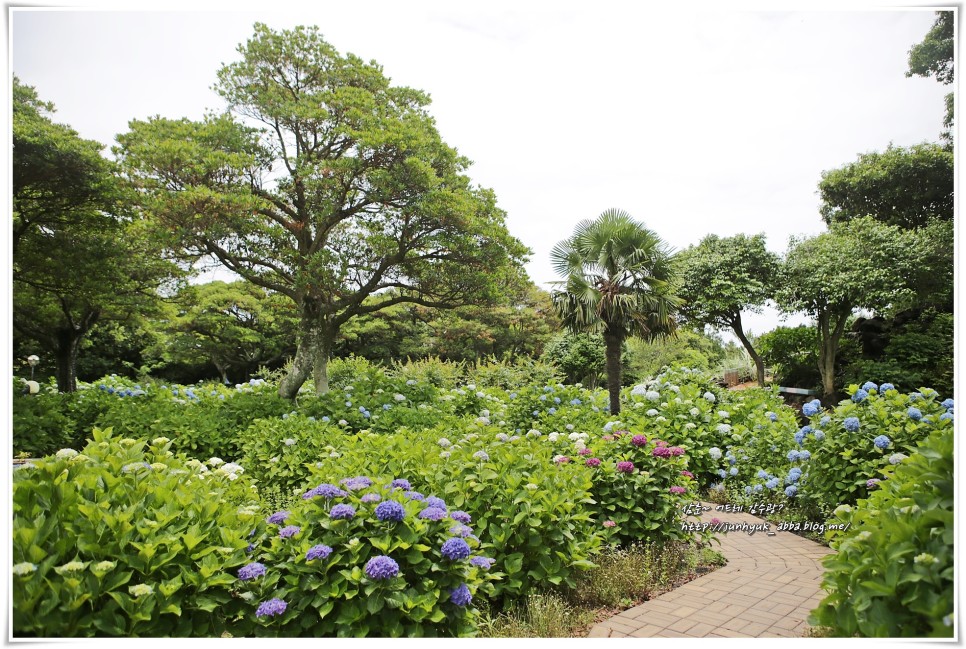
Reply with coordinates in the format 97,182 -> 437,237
588,502 -> 833,638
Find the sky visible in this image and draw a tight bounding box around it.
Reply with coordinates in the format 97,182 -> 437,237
5,0 -> 956,341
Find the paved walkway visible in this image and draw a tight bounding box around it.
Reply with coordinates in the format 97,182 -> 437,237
588,502 -> 833,638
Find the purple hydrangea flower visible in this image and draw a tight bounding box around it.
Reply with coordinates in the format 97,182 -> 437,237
651,447 -> 671,458
403,491 -> 425,501
449,524 -> 473,537
238,562 -> 267,580
341,476 -> 374,491
668,446 -> 685,456
867,478 -> 880,489
390,478 -> 412,490
365,555 -> 399,580
330,504 -> 356,520
360,493 -> 382,503
279,525 -> 301,538
255,597 -> 287,618
306,544 -> 333,561
449,583 -> 472,607
375,500 -> 406,522
303,484 -> 348,500
469,556 -> 495,570
441,538 -> 471,561
266,511 -> 290,525
425,496 -> 447,510
450,510 -> 472,524
843,417 -> 860,432
585,457 -> 601,467
418,507 -> 447,521
616,461 -> 635,473
631,435 -> 647,447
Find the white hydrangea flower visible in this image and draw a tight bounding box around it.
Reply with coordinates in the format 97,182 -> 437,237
548,432 -> 560,442
394,393 -> 406,402
703,392 -> 717,402
708,447 -> 723,460
55,561 -> 87,574
646,391 -> 661,401
655,416 -> 667,423
207,457 -> 225,467
574,439 -> 587,451
568,432 -> 580,441
438,438 -> 452,448
440,451 -> 451,459
476,417 -> 491,425
55,448 -> 78,459
718,411 -> 730,418
93,560 -> 117,573
128,584 -> 154,598
685,423 -> 696,430
565,424 -> 574,430
222,462 -> 244,474
12,562 -> 37,576
524,483 -> 539,491
152,437 -> 171,445
631,384 -> 648,397
716,424 -> 732,434
481,409 -> 490,418
646,409 -> 659,417
689,408 -> 700,417
284,438 -> 296,446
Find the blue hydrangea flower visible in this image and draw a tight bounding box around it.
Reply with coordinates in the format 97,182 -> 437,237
802,402 -> 819,417
375,501 -> 406,522
365,555 -> 400,580
361,493 -> 381,503
873,435 -> 891,449
473,451 -> 489,461
390,479 -> 411,490
753,484 -> 764,493
403,491 -> 425,501
451,511 -> 472,524
419,507 -> 447,521
861,381 -> 878,392
940,412 -> 953,421
449,583 -> 472,607
765,478 -> 780,489
744,485 -> 753,495
852,389 -> 869,403
255,597 -> 287,618
238,562 -> 267,580
941,398 -> 954,410
907,407 -> 923,421
813,430 -> 825,441
880,383 -> 895,392
784,485 -> 798,498
843,417 -> 860,432
798,450 -> 811,461
469,556 -> 494,570
756,470 -> 768,479
718,469 -> 727,478
306,544 -> 332,561
787,450 -> 800,462
729,467 -> 738,476
793,430 -> 806,445
266,511 -> 290,525
330,504 -> 356,520
441,538 -> 471,561
766,411 -> 778,422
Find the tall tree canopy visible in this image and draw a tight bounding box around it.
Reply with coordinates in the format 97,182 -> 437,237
777,217 -> 920,399
817,143 -> 953,229
550,209 -> 679,415
115,23 -> 530,397
13,77 -> 175,392
906,11 -> 955,145
675,233 -> 780,386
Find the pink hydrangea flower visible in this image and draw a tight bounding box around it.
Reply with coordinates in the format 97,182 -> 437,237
603,520 -> 616,528
616,461 -> 635,473
585,458 -> 601,467
578,448 -> 593,456
669,486 -> 686,495
680,470 -> 694,479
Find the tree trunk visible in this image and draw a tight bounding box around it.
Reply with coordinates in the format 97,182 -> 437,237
54,328 -> 82,393
731,314 -> 766,387
816,309 -> 849,400
603,329 -> 624,415
278,298 -> 338,399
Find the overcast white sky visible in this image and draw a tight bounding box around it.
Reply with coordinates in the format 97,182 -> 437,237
6,0 -> 956,340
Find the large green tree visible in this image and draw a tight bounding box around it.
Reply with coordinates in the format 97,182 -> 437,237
13,78 -> 175,392
777,217 -> 920,399
550,209 -> 680,415
675,233 -> 780,386
115,24 -> 530,398
906,10 -> 954,145
817,143 -> 953,229
149,280 -> 298,384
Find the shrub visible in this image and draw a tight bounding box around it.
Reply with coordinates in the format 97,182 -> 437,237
12,389 -> 78,456
809,422 -> 953,637
235,475 -> 498,637
12,428 -> 259,637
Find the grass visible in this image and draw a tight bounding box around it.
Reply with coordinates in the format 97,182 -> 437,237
477,540 -> 725,638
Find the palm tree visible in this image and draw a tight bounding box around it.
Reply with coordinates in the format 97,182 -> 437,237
550,209 -> 680,415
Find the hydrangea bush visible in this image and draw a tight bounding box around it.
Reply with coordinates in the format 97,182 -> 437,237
235,475 -> 498,637
809,422 -> 953,637
12,427 -> 259,637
